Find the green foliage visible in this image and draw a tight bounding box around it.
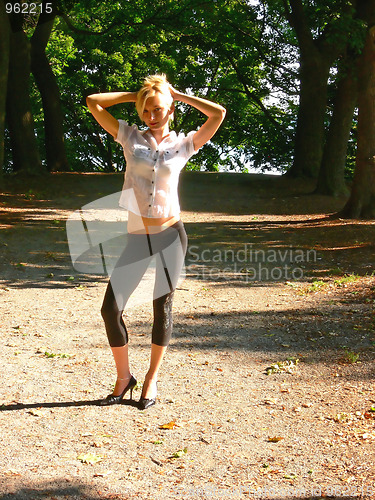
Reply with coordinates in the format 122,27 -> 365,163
343,350 -> 360,364
3,0 -> 366,177
18,0 -> 297,173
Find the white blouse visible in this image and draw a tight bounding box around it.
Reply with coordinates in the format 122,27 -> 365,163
115,120 -> 198,218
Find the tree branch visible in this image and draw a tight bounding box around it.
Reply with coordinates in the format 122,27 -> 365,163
287,0 -> 316,54
225,53 -> 283,129
56,6 -> 164,36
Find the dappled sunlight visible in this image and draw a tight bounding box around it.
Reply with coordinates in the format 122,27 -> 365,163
168,275 -> 375,379
1,174 -> 374,289
0,174 -> 374,499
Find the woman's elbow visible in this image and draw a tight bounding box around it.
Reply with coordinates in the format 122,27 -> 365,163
218,106 -> 226,122
86,94 -> 95,106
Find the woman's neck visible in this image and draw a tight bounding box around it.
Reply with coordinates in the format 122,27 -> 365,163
149,124 -> 170,145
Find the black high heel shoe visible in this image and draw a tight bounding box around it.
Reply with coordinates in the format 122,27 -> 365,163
138,380 -> 157,410
100,375 -> 137,406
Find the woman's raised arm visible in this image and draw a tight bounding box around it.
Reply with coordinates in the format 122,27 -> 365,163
170,87 -> 226,151
86,92 -> 137,138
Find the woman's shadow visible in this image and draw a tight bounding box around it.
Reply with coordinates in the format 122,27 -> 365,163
0,398 -> 140,411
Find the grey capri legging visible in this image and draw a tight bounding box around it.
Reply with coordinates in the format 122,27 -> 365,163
101,220 -> 188,347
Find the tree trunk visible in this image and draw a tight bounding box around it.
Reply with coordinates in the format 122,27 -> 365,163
30,6 -> 70,172
0,3 -> 10,174
6,14 -> 43,173
341,23 -> 375,218
287,57 -> 331,178
315,58 -> 357,196
283,0 -> 351,179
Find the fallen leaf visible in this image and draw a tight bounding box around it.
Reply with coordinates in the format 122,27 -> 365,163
265,398 -> 277,405
77,452 -> 104,465
284,473 -> 297,479
27,409 -> 44,417
3,470 -> 21,476
334,412 -> 351,423
265,359 -> 299,375
169,447 -> 187,459
93,471 -> 112,477
268,436 -> 284,443
159,421 -> 176,430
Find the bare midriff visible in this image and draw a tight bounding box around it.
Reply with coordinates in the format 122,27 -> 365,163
127,211 -> 180,234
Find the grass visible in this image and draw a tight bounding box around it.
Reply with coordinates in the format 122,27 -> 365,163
334,273 -> 360,286
44,351 -> 72,359
344,350 -> 360,364
301,273 -> 362,295
305,280 -> 327,293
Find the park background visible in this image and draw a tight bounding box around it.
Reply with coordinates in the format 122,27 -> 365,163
0,1 -> 375,499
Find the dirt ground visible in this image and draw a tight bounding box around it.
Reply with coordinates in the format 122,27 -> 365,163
0,171 -> 374,500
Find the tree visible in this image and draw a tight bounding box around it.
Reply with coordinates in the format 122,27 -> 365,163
315,52 -> 358,196
30,1 -> 69,171
6,10 -> 43,173
205,0 -> 296,173
0,1 -> 10,173
51,0 -> 263,172
3,0 -> 296,174
315,6 -> 369,197
281,0 -> 356,179
4,0 -> 369,194
341,0 -> 375,218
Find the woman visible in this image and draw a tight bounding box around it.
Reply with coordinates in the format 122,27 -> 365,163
86,74 -> 226,409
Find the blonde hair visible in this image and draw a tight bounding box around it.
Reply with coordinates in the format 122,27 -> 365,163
136,74 -> 174,121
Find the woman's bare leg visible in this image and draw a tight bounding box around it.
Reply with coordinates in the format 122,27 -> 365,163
110,345 -> 132,395
141,344 -> 168,399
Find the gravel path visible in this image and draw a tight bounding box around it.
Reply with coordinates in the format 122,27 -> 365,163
0,172 -> 374,500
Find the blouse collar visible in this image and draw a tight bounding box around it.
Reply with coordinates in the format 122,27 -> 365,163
142,129 -> 178,149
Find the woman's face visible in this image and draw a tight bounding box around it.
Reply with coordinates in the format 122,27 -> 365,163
142,92 -> 173,131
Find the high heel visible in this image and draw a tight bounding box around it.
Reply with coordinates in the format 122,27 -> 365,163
100,375 -> 137,406
138,380 -> 157,410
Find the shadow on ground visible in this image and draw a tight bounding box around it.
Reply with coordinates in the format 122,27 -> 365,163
0,481 -> 115,500
0,481 -> 364,500
1,172 -> 373,288
0,215 -> 374,289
